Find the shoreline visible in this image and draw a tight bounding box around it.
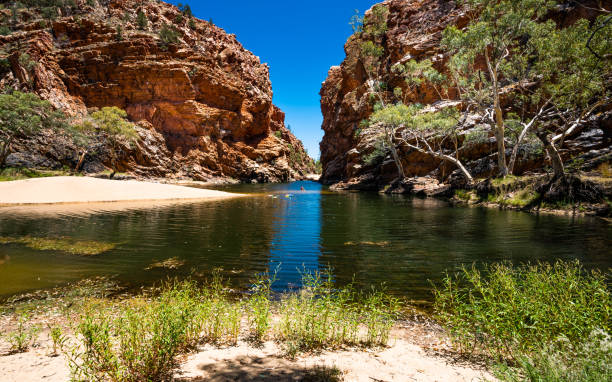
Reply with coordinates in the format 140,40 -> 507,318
0,280 -> 492,382
0,176 -> 243,206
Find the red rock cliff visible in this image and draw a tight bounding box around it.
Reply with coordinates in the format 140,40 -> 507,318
0,0 -> 314,182
319,0 -> 611,188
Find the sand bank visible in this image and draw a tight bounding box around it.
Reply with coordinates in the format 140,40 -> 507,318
0,176 -> 242,206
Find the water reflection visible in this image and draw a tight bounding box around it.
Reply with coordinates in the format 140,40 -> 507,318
0,181 -> 610,302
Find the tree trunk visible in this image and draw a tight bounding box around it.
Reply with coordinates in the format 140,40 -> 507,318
385,125 -> 405,179
485,52 -> 508,177
0,137 -> 13,169
403,141 -> 473,184
537,131 -> 564,179
75,150 -> 87,172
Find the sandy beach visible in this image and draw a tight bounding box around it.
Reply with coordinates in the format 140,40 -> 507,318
0,176 -> 242,206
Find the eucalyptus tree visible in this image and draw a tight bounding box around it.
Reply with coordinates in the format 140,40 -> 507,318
78,107 -> 138,178
0,91 -> 68,168
441,0 -> 559,176
368,103 -> 474,183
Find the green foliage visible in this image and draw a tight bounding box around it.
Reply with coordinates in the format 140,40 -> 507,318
178,3 -> 193,18
349,9 -> 363,34
532,16 -> 611,112
114,24 -> 122,41
67,285 -> 200,382
496,329 -> 612,382
0,91 -> 68,167
0,166 -> 75,181
360,40 -> 383,59
369,103 -> 459,135
246,271 -> 275,342
274,130 -> 282,139
0,25 -> 11,35
314,159 -> 322,174
49,325 -> 67,356
433,261 -> 610,361
18,53 -> 36,72
362,139 -> 386,166
158,23 -> 180,49
363,4 -> 388,38
4,312 -> 40,353
391,59 -> 445,94
276,269 -> 398,357
174,12 -> 183,25
136,9 -> 148,30
78,106 -> 138,173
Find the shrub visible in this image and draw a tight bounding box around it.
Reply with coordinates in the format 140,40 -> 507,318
496,329 -> 612,382
276,269 -> 398,357
136,9 -> 147,30
158,23 -> 179,50
433,261 -> 610,361
67,283 -> 203,382
0,91 -> 68,168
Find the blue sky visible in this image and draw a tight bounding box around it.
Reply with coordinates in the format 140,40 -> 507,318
167,1 -> 379,159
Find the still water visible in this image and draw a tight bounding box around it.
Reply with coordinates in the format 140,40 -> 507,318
0,181 -> 610,303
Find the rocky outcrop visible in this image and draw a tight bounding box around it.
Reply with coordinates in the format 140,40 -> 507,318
319,0 -> 611,190
0,0 -> 314,182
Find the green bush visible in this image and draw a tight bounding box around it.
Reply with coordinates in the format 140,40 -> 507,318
67,282 -> 203,382
496,329 -> 611,382
433,261 -> 610,361
276,270 -> 398,357
158,23 -> 179,49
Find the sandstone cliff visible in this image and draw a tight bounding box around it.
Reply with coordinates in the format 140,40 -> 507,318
319,0 -> 611,190
0,0 -> 314,182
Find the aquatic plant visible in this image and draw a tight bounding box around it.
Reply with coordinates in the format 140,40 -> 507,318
0,236 -> 116,256
144,256 -> 186,270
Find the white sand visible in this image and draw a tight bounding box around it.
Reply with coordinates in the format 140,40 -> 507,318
0,176 -> 241,206
0,335 -> 492,382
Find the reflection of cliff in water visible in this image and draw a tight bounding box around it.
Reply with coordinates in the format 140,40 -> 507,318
319,193 -> 612,302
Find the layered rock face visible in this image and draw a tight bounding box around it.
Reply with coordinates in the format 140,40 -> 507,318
1,0 -> 314,182
319,0 -> 611,189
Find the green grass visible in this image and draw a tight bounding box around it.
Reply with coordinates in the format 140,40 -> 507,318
276,270 -> 399,357
486,187 -> 540,208
0,236 -> 117,256
433,261 -> 610,381
454,189 -> 473,201
0,167 -> 76,181
2,311 -> 40,353
62,270 -> 399,379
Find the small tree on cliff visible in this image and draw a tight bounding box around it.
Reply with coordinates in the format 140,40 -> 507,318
136,10 -> 148,30
0,91 -> 68,168
79,107 -> 138,178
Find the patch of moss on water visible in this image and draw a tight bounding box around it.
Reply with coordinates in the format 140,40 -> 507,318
0,236 -> 117,256
145,256 -> 186,270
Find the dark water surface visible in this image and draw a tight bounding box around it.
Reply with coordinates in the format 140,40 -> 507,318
0,181 -> 610,303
